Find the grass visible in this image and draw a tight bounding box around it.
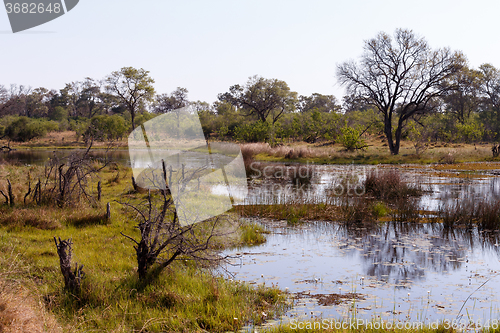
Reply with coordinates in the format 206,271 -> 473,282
0,161 -> 290,332
239,220 -> 269,245
438,197 -> 500,230
239,138 -> 499,165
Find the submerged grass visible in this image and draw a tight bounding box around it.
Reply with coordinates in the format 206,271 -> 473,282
438,197 -> 500,230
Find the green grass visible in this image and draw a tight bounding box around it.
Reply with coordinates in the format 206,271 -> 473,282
0,163 -> 288,332
239,221 -> 268,245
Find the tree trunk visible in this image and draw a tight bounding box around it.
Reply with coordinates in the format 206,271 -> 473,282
384,116 -> 397,155
7,179 -> 14,207
54,237 -> 84,292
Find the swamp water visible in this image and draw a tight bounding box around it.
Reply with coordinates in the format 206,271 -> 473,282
224,163 -> 500,330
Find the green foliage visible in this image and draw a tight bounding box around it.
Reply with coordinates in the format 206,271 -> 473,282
339,126 -> 366,151
235,121 -> 271,142
371,201 -> 389,218
4,116 -> 58,142
83,115 -> 128,142
240,222 -> 267,245
454,115 -> 484,143
48,106 -> 68,121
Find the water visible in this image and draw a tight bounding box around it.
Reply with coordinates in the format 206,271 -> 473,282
222,162 -> 500,329
0,148 -> 131,166
226,221 -> 500,328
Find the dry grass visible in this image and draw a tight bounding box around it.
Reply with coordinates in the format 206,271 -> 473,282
0,282 -> 62,333
364,169 -> 423,200
240,139 -> 497,165
0,249 -> 62,333
0,131 -> 127,148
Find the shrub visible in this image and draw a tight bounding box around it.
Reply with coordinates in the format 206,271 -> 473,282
364,169 -> 422,200
48,106 -> 68,121
83,115 -> 128,142
339,126 -> 366,151
234,121 -> 271,142
4,117 -> 58,142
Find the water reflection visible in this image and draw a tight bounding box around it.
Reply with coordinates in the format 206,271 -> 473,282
0,149 -> 131,166
226,220 -> 500,323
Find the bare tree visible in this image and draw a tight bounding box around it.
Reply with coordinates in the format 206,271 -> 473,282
337,28 -> 465,154
121,163 -> 231,281
24,142 -> 108,207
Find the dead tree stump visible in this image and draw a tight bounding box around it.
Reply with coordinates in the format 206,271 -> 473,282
54,237 -> 85,292
106,202 -> 111,220
7,179 -> 14,207
97,181 -> 102,202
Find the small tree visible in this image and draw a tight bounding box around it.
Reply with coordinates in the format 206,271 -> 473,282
121,164 -> 231,281
105,67 -> 155,130
339,125 -> 367,151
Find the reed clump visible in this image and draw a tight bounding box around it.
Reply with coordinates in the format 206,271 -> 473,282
438,197 -> 500,230
364,169 -> 422,200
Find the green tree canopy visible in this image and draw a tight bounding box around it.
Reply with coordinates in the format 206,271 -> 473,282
218,75 -> 297,124
105,67 -> 155,130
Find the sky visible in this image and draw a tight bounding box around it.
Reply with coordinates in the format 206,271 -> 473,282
1,0 -> 499,105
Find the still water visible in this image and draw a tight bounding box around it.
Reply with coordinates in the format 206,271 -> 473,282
226,220 -> 500,329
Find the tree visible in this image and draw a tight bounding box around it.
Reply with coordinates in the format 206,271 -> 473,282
78,78 -> 107,118
121,167 -> 230,281
479,63 -> 500,137
154,87 -> 189,113
337,29 -> 465,154
443,66 -> 482,124
218,75 -> 297,124
105,67 -> 155,130
298,93 -> 341,113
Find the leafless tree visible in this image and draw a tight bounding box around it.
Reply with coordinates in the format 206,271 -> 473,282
337,28 -> 465,154
25,142 -> 108,207
120,163 -> 232,281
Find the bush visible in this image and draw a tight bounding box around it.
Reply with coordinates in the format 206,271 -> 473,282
234,121 -> 271,142
48,106 -> 68,121
364,169 -> 422,200
339,126 -> 366,151
4,117 -> 58,142
83,115 -> 128,142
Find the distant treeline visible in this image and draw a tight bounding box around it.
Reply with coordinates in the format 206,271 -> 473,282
1,30 -> 500,154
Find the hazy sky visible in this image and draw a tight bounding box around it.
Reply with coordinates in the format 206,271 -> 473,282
1,0 -> 499,105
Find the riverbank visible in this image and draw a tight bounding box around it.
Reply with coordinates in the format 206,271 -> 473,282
2,131 -> 500,165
